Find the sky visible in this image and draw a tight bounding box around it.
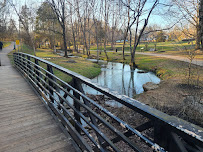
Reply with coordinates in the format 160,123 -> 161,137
9,0 -> 175,31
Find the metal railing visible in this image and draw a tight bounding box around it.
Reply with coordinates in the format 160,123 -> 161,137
13,52 -> 203,152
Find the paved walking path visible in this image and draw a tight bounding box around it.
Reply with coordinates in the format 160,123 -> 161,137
88,50 -> 203,66
0,43 -> 74,152
135,52 -> 203,66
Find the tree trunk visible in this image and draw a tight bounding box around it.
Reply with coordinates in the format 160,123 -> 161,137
195,24 -> 201,50
62,26 -> 68,57
83,22 -> 88,56
93,14 -> 99,61
72,27 -> 77,52
122,0 -> 130,60
104,0 -> 109,60
111,7 -> 115,50
199,0 -> 203,50
70,7 -> 77,53
88,17 -> 91,56
130,51 -> 136,68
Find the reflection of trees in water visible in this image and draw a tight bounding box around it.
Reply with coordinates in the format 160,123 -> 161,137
122,64 -> 126,95
111,62 -> 114,89
103,68 -> 107,87
121,64 -> 137,97
128,66 -> 136,96
92,62 -> 159,97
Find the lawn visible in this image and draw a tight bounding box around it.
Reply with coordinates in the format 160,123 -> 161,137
73,50 -> 203,85
2,42 -> 11,48
89,41 -> 196,53
8,44 -> 101,83
8,43 -> 203,86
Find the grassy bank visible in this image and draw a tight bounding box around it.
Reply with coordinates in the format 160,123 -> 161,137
89,41 -> 195,52
74,51 -> 203,83
76,49 -> 203,126
7,44 -> 203,126
3,42 -> 11,48
8,44 -> 101,83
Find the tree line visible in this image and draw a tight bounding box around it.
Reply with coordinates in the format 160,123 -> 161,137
0,0 -> 203,66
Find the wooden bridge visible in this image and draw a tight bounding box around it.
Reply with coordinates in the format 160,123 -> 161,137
0,45 -> 75,152
0,44 -> 203,152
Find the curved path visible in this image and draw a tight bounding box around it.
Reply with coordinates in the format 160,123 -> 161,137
135,52 -> 203,66
89,49 -> 203,66
0,43 -> 75,152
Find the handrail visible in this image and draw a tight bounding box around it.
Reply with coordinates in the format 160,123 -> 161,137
13,52 -> 203,152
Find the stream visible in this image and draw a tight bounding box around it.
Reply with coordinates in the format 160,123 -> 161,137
83,60 -> 160,98
53,59 -> 161,123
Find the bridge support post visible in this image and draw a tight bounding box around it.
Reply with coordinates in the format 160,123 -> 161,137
154,122 -> 190,152
47,65 -> 55,104
27,55 -> 32,79
22,54 -> 26,73
73,78 -> 81,134
34,59 -> 40,83
75,80 -> 105,147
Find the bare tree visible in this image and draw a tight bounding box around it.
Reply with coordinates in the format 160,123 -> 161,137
74,0 -> 89,56
121,0 -> 159,67
89,0 -> 100,61
171,0 -> 201,50
69,6 -> 78,52
122,0 -> 130,60
199,0 -> 203,50
10,2 -> 36,55
103,0 -> 109,60
110,1 -> 119,51
0,0 -> 6,10
47,0 -> 68,57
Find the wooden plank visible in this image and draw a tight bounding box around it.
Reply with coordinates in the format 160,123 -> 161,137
0,115 -> 53,134
0,118 -> 57,137
0,44 -> 75,152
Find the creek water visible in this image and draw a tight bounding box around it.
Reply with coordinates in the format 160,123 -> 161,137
52,59 -> 161,125
83,60 -> 161,98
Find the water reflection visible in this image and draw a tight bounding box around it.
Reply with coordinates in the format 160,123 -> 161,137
83,61 -> 160,98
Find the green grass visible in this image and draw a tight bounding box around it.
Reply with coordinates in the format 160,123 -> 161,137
48,58 -> 101,82
8,43 -> 203,84
2,42 -> 11,48
8,44 -> 101,83
89,41 -> 196,53
74,51 -> 203,82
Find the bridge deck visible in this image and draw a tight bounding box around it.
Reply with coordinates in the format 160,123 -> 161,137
0,44 -> 74,152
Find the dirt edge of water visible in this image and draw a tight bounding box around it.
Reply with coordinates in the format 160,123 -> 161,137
135,79 -> 203,127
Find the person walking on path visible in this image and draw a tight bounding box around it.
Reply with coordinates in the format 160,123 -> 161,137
0,41 -> 3,51
13,43 -> 16,51
0,41 -> 3,66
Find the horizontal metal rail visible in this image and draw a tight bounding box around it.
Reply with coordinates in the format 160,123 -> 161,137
13,53 -> 203,152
